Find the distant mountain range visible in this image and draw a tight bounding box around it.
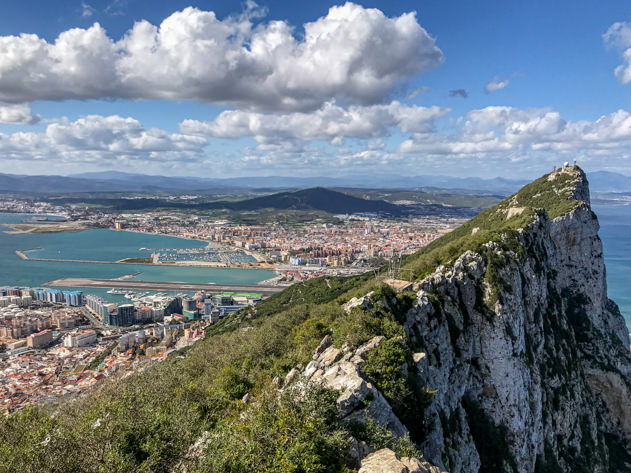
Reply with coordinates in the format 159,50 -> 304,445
0,170 -> 629,194
70,171 -> 529,193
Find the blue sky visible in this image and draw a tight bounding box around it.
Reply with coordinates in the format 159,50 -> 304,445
1,0 -> 631,179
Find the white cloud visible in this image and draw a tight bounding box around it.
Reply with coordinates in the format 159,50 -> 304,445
5,104 -> 631,177
408,86 -> 429,99
604,19 -> 631,84
228,106 -> 631,175
0,115 -> 206,163
485,76 -> 510,93
0,103 -> 40,124
180,101 -> 450,142
398,106 -> 631,161
81,2 -> 96,18
0,3 -> 442,112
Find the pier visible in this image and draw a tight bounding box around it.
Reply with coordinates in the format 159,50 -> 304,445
44,277 -> 287,294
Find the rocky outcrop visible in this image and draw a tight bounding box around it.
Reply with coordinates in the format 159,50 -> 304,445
358,449 -> 445,473
293,335 -> 408,439
401,171 -> 631,472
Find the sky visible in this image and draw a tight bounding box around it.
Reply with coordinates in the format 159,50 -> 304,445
1,0 -> 631,179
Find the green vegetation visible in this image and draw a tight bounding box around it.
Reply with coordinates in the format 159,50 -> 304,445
192,382 -> 353,473
346,417 -> 419,458
362,337 -> 435,442
0,279 -> 434,472
401,167 -> 585,280
87,342 -> 117,371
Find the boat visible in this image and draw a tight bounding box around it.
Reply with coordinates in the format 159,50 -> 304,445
106,289 -> 127,295
124,291 -> 135,299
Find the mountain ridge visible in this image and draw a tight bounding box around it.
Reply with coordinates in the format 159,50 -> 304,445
51,187 -> 406,215
1,170 -> 629,194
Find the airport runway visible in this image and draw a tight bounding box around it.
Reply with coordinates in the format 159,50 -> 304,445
45,277 -> 287,294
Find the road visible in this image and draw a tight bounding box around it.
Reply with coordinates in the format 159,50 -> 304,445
81,306 -> 107,330
45,277 -> 288,294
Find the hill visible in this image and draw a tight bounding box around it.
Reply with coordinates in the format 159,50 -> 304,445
50,187 -> 405,215
0,166 -> 630,472
588,170 -> 631,192
201,187 -> 403,214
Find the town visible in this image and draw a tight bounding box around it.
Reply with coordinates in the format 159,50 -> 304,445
0,286 -> 262,413
0,195 -> 466,281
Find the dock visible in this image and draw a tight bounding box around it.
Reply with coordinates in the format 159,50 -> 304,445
44,277 -> 287,294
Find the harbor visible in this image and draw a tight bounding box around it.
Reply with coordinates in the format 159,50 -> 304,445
0,213 -> 276,300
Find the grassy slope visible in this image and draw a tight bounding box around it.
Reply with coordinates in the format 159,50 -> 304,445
0,167 -> 588,473
400,166 -> 586,279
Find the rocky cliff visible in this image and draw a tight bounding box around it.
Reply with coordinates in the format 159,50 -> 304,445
292,166 -> 631,472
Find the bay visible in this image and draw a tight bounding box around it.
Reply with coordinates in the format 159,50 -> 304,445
0,214 -> 274,300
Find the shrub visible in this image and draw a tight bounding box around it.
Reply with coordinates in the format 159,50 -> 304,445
345,417 -> 419,459
193,382 -> 352,473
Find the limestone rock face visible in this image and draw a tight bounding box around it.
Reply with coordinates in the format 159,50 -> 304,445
344,291 -> 375,314
298,335 -> 409,439
358,449 -> 446,473
403,180 -> 631,472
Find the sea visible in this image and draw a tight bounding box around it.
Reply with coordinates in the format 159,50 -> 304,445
0,213 -> 274,303
0,209 -> 629,332
593,204 -> 631,333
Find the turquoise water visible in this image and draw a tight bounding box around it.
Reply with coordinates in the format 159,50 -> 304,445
593,204 -> 631,332
26,228 -> 208,261
0,214 -> 273,299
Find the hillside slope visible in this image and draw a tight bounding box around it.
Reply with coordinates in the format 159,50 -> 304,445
199,187 -> 403,214
0,166 -> 629,472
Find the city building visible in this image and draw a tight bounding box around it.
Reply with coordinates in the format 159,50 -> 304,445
27,329 -> 53,348
111,304 -> 135,327
63,330 -> 97,348
85,294 -> 109,319
62,291 -> 83,306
